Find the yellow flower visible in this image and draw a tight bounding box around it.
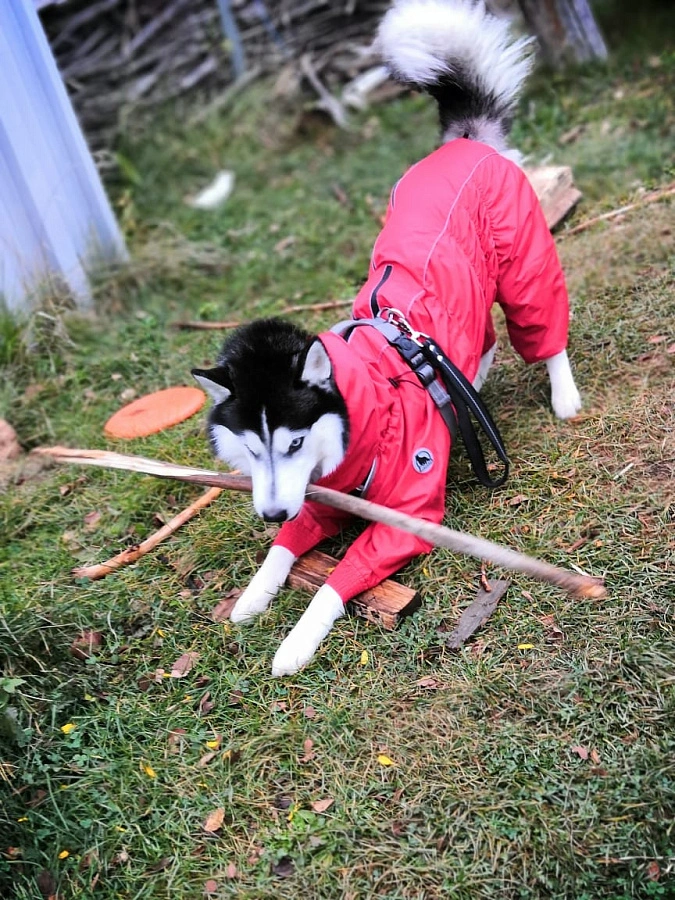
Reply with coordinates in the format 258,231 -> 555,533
58,850 -> 70,859
60,723 -> 76,735
141,762 -> 157,778
205,740 -> 220,750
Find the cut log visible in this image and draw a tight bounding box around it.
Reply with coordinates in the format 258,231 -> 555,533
525,165 -> 582,230
288,549 -> 421,630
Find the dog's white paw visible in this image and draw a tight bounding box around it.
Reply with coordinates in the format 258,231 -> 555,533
230,545 -> 296,624
271,585 -> 345,677
545,350 -> 582,420
551,384 -> 582,420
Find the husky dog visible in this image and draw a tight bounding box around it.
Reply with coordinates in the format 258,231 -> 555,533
193,0 -> 582,677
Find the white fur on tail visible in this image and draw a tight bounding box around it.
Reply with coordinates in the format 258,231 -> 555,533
377,0 -> 533,104
377,0 -> 534,155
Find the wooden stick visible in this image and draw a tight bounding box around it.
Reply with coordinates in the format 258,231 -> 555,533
171,319 -> 241,331
72,487 -> 222,580
280,297 -> 354,315
34,446 -> 606,599
559,183 -> 675,238
171,298 -> 354,331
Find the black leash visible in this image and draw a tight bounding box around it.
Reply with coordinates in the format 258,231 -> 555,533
332,310 -> 509,488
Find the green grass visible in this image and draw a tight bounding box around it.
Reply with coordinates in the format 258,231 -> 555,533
1,3 -> 675,898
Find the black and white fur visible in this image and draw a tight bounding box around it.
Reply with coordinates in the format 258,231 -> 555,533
192,0 -> 581,676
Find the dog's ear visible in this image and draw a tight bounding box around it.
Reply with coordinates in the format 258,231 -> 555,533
299,339 -> 332,388
191,366 -> 232,404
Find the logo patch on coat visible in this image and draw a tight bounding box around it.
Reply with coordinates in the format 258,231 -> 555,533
412,448 -> 434,474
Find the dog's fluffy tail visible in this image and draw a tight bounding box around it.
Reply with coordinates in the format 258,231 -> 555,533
376,0 -> 534,160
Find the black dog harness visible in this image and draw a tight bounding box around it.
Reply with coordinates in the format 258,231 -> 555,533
332,309 -> 509,488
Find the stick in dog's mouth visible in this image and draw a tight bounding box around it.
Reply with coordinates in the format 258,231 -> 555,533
33,445 -> 606,600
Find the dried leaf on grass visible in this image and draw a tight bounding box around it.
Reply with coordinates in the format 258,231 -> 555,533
203,807 -> 225,833
69,630 -> 103,660
211,589 -> 242,622
300,738 -> 315,762
310,797 -> 334,813
170,651 -> 199,678
271,856 -> 295,878
444,579 -> 511,649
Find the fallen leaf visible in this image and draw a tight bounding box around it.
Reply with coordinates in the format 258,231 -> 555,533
508,494 -> 529,506
377,754 -> 396,767
303,706 -> 316,719
170,651 -> 199,678
199,692 -> 215,715
311,797 -> 334,814
205,736 -> 221,750
271,856 -> 295,878
198,751 -> 217,768
359,650 -> 369,666
517,643 -> 535,650
60,723 -> 77,735
203,807 -> 225,833
226,862 -> 237,879
211,590 -> 242,621
204,879 -> 218,894
167,728 -> 187,753
590,748 -> 601,765
70,630 -> 103,660
36,870 -> 56,899
147,857 -> 171,873
58,849 -> 70,859
142,762 -> 157,778
416,676 -> 439,689
270,700 -> 288,713
647,334 -> 667,344
300,738 -> 315,762
571,745 -> 589,760
227,690 -> 244,707
83,510 -> 102,530
646,861 -> 661,881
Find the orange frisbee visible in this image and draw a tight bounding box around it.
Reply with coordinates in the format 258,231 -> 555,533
104,386 -> 206,439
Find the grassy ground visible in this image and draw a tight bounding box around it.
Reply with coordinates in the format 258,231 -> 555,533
1,3 -> 674,898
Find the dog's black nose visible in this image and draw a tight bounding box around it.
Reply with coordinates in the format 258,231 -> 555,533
261,508 -> 289,523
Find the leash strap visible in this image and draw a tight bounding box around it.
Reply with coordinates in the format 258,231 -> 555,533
331,314 -> 509,488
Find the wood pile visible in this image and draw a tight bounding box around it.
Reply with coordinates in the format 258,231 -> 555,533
38,0 -> 391,148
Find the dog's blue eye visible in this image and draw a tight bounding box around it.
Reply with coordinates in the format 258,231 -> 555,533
288,436 -> 304,454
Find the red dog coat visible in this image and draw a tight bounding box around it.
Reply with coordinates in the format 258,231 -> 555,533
274,139 -> 570,601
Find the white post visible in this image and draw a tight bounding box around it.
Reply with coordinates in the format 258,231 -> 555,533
0,0 -> 127,314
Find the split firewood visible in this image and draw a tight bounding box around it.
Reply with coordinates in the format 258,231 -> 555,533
525,165 -> 582,230
34,446 -> 607,599
72,487 -> 222,580
288,549 -> 421,630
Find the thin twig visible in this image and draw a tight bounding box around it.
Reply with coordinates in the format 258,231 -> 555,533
72,487 -> 222,580
34,446 -> 607,599
171,297 -> 354,330
559,183 -> 675,238
280,297 -> 354,314
171,320 -> 241,331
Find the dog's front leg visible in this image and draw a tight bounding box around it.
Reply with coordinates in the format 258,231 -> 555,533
545,349 -> 582,420
230,545 -> 296,623
271,585 -> 345,677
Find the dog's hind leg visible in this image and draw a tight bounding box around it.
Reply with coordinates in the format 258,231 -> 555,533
472,343 -> 497,392
271,585 -> 345,676
230,545 -> 296,623
545,349 -> 582,420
